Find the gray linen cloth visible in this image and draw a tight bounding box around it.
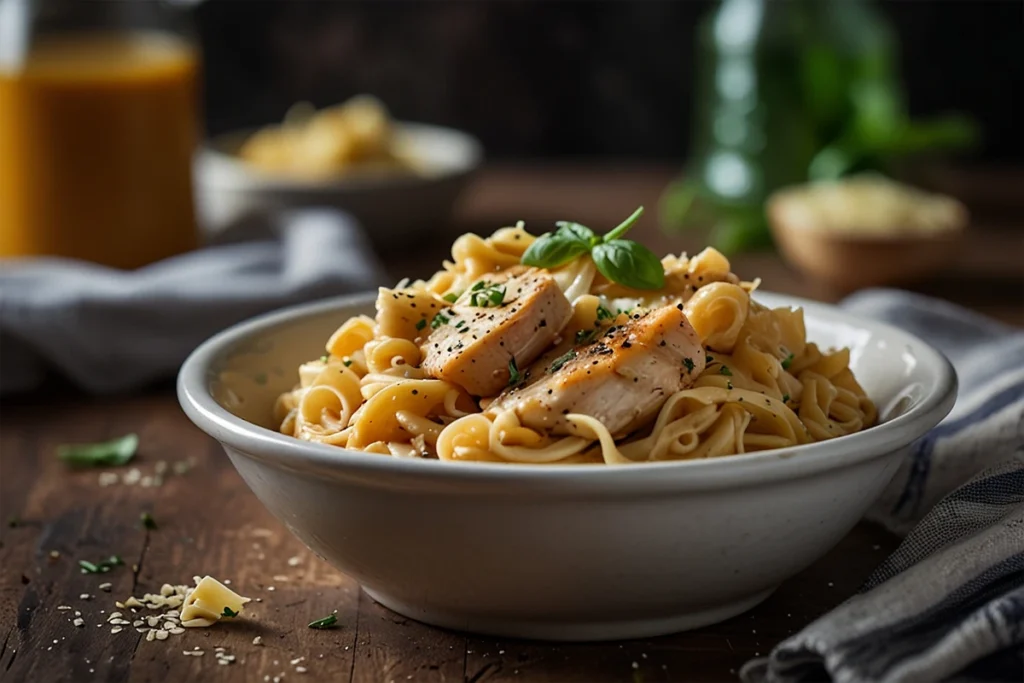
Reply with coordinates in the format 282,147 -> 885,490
0,209 -> 386,394
743,290 -> 1024,683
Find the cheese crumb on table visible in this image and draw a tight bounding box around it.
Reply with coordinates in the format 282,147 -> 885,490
111,575 -> 251,642
180,575 -> 251,626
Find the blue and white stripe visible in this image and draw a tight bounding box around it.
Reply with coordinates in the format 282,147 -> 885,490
844,290 -> 1024,534
742,290 -> 1024,683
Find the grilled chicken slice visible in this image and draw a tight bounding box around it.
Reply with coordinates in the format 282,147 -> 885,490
489,304 -> 706,436
420,267 -> 572,396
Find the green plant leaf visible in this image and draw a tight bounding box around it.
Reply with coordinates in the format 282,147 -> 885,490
885,115 -> 978,155
707,213 -> 774,256
591,240 -> 665,290
520,231 -> 593,269
553,222 -> 598,245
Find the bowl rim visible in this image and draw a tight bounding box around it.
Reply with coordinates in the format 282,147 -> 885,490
197,120 -> 484,192
177,290 -> 957,491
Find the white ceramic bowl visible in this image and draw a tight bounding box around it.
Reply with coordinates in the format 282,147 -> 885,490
195,122 -> 482,248
177,292 -> 956,641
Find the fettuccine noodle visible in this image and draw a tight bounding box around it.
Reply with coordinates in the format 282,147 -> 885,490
275,224 -> 876,464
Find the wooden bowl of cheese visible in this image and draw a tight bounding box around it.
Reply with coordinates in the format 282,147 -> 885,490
767,175 -> 969,292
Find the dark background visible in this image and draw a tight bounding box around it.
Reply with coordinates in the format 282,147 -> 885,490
195,0 -> 1023,163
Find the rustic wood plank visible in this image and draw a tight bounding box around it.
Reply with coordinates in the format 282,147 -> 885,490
462,524 -> 899,683
0,400 -> 149,682
350,598 -> 465,683
111,396 -> 361,683
3,165 -> 1020,680
1,396 -> 138,680
0,395 -> 367,683
0,392 -> 901,682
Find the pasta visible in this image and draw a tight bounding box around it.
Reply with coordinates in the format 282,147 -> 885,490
238,95 -> 418,178
275,220 -> 876,465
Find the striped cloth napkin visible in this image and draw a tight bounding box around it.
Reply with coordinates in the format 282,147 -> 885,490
0,209 -> 386,395
743,289 -> 1024,683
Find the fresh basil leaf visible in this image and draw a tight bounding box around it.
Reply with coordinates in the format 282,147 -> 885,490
591,240 -> 665,290
57,433 -> 138,467
602,206 -> 645,242
554,222 -> 598,246
521,232 -> 592,269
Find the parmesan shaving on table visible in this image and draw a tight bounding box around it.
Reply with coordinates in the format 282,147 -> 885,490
180,575 -> 251,627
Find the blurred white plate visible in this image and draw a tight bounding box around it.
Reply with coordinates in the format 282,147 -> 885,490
195,122 -> 482,248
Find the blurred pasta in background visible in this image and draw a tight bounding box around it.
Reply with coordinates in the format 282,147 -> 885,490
238,95 -> 419,178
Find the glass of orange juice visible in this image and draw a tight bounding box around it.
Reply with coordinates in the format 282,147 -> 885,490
0,0 -> 200,269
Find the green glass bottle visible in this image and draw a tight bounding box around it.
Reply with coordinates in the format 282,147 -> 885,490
664,0 -> 972,253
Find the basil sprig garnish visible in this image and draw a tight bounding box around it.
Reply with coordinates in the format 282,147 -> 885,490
520,207 -> 665,290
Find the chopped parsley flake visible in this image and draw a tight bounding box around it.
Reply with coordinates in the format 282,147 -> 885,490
431,312 -> 450,329
308,614 -> 338,629
79,555 -> 123,574
683,357 -> 695,373
575,329 -> 597,345
415,318 -> 427,331
781,353 -> 795,370
549,349 -> 577,373
443,292 -> 459,303
782,393 -> 791,403
508,358 -> 523,387
596,304 -> 614,321
343,358 -> 353,367
319,355 -> 328,363
469,282 -> 505,307
719,366 -> 733,376
222,606 -> 239,618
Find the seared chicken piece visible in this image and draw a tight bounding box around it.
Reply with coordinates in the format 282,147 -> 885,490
489,304 -> 706,436
420,267 -> 572,396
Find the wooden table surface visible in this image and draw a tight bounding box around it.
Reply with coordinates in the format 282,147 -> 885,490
1,164 -> 1021,683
